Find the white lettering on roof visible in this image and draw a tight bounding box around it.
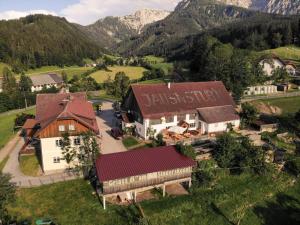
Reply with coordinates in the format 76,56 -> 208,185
141,89 -> 221,108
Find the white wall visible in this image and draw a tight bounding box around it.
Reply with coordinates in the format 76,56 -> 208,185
31,83 -> 58,92
260,59 -> 284,77
244,85 -> 278,96
40,136 -> 80,173
144,114 -> 197,140
202,120 -> 240,134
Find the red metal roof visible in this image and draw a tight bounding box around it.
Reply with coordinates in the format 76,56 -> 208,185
197,105 -> 240,124
130,81 -> 235,119
22,119 -> 37,129
96,146 -> 196,182
35,92 -> 99,135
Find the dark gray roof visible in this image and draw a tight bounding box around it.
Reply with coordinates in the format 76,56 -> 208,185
30,74 -> 63,86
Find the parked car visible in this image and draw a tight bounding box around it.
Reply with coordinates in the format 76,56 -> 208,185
111,127 -> 123,139
114,111 -> 122,119
35,219 -> 55,225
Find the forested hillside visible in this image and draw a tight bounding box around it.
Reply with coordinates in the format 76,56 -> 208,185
117,0 -> 260,56
0,15 -> 104,72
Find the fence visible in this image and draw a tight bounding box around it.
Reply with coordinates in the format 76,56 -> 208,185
242,91 -> 300,102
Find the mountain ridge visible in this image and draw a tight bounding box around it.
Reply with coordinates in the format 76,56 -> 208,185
85,9 -> 170,48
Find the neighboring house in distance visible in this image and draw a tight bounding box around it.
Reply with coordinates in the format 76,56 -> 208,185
245,55 -> 297,96
22,92 -> 99,173
244,85 -> 278,96
30,73 -> 64,92
259,55 -> 297,77
96,145 -> 196,209
121,81 -> 240,140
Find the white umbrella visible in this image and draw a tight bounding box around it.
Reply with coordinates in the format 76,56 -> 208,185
168,126 -> 187,134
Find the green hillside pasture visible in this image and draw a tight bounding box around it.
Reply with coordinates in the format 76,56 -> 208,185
24,66 -> 91,80
253,96 -> 300,114
7,171 -> 299,225
0,107 -> 35,150
143,55 -> 173,74
0,62 -> 11,76
90,66 -> 147,83
253,45 -> 300,66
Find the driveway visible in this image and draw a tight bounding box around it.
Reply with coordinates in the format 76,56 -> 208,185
96,101 -> 127,154
3,137 -> 79,187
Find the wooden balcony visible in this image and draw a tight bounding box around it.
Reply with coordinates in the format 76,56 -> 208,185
103,173 -> 192,195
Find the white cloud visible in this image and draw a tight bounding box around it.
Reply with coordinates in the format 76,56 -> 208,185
61,0 -> 181,25
0,10 -> 57,21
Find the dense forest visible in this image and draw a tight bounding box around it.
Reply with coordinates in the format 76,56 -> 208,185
0,15 -> 104,73
117,0 -> 260,56
178,14 -> 300,101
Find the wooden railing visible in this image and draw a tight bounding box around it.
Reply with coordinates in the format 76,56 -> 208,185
103,173 -> 191,194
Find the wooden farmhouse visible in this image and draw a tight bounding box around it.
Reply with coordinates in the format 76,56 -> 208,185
22,92 -> 99,173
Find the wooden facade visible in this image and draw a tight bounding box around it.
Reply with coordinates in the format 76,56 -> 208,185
38,119 -> 90,138
102,166 -> 193,195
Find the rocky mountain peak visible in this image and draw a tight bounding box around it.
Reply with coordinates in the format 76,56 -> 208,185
215,0 -> 300,15
118,9 -> 170,33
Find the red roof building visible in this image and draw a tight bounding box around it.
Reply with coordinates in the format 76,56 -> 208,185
23,92 -> 99,173
95,146 -> 196,209
122,81 -> 240,140
96,145 -> 196,182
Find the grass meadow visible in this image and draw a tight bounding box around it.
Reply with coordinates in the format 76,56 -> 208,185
90,66 -> 147,83
0,107 -> 35,150
7,171 -> 300,225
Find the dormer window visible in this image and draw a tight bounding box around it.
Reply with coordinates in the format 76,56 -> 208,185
59,125 -> 65,132
69,124 -> 75,131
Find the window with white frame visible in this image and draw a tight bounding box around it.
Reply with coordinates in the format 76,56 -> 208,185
53,157 -> 60,163
69,124 -> 75,131
177,114 -> 186,121
74,137 -> 81,145
214,123 -> 219,127
58,125 -> 65,132
166,116 -> 174,123
189,123 -> 196,128
56,139 -> 63,147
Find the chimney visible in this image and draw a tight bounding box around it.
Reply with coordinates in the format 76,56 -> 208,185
167,82 -> 171,90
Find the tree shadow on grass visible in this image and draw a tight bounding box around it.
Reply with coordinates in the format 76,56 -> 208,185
253,193 -> 300,225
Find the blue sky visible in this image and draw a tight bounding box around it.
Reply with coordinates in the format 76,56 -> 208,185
0,0 -> 76,12
0,0 -> 181,25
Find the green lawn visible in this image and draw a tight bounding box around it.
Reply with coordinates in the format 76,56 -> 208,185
7,172 -> 299,225
0,62 -> 11,76
253,45 -> 300,66
122,136 -> 139,148
138,78 -> 165,84
0,156 -> 9,172
90,66 -> 147,83
143,55 -> 173,74
255,96 -> 300,114
19,155 -> 40,176
24,66 -> 90,80
0,107 -> 35,150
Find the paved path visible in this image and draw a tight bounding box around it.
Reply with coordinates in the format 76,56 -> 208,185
0,131 -> 22,163
3,138 -> 79,187
2,101 -> 124,187
96,101 -> 127,154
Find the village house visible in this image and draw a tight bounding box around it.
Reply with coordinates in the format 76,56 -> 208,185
244,55 -> 298,96
30,73 -> 64,92
95,145 -> 196,209
121,81 -> 240,140
259,55 -> 297,77
22,92 -> 99,173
